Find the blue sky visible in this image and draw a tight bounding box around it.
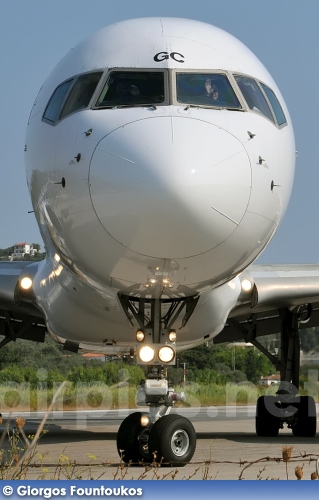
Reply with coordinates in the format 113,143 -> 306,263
0,0 -> 318,264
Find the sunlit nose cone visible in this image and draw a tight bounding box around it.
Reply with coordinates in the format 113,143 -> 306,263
89,117 -> 251,258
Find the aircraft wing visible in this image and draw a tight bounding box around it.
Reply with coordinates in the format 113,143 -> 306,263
0,261 -> 46,346
2,260 -> 319,348
215,264 -> 319,344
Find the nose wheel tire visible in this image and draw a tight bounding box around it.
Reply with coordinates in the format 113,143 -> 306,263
117,412 -> 151,463
148,414 -> 196,466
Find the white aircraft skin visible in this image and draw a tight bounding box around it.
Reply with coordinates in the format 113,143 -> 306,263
3,16 -> 319,463
23,18 -> 295,352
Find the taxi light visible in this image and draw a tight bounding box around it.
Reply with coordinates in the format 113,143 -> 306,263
136,330 -> 145,342
20,277 -> 33,290
158,345 -> 175,363
168,330 -> 177,342
241,278 -> 253,292
139,346 -> 155,363
140,415 -> 150,427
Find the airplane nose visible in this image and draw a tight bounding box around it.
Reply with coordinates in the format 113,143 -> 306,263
89,116 -> 251,259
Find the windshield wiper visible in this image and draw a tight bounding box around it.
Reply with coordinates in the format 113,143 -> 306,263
183,104 -> 243,111
114,103 -> 158,109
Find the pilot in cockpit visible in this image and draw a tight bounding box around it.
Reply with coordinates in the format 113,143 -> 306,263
116,81 -> 140,99
204,79 -> 220,101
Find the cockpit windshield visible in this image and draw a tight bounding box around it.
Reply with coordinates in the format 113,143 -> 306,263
96,71 -> 165,107
234,75 -> 274,123
176,73 -> 242,109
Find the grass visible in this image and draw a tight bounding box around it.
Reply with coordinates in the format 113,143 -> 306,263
0,381 -> 315,412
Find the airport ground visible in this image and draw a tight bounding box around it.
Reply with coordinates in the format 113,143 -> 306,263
1,406 -> 319,480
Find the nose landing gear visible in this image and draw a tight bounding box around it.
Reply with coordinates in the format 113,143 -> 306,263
116,376 -> 196,466
117,293 -> 199,466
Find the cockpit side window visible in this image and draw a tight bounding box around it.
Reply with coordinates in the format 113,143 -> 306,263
260,83 -> 287,126
60,72 -> 102,119
96,71 -> 165,107
234,75 -> 274,123
43,79 -> 73,122
176,73 -> 241,109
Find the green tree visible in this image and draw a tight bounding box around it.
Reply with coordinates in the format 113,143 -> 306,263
178,343 -> 274,384
32,243 -> 41,251
0,246 -> 14,258
300,328 -> 319,353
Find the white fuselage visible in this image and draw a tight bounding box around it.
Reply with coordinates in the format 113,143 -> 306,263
24,18 -> 295,352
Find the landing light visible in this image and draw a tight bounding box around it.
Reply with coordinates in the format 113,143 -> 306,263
140,415 -> 150,427
168,330 -> 177,342
158,346 -> 175,363
20,277 -> 33,290
136,330 -> 145,342
241,279 -> 253,293
139,346 -> 155,363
